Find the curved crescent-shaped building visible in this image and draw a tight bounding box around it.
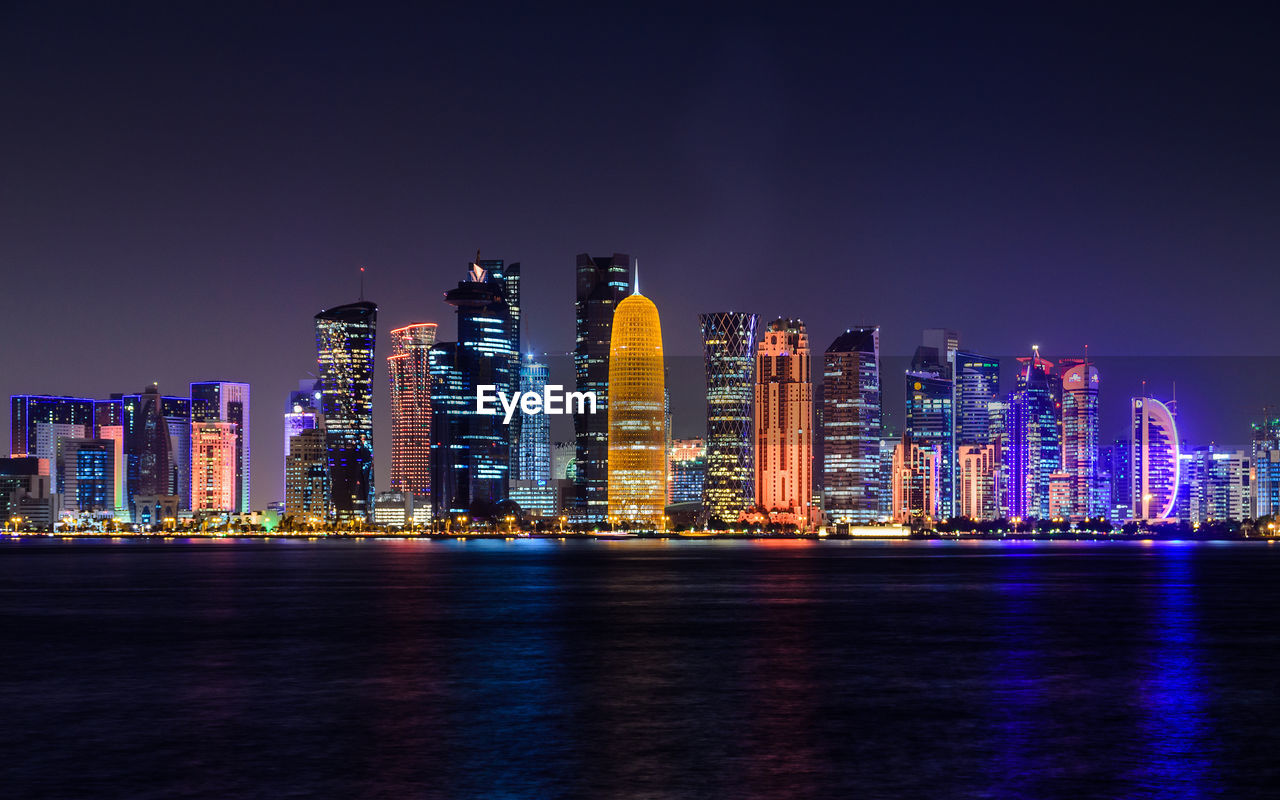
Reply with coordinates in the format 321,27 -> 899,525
1132,396 -> 1179,521
607,293 -> 666,528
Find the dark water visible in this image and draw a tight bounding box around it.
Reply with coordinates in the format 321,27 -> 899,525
3,538 -> 1279,799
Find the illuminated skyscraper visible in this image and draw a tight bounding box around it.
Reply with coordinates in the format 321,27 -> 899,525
607,290 -> 666,528
754,318 -> 813,526
190,381 -> 250,513
698,311 -> 758,523
891,440 -> 939,524
822,327 -> 881,524
58,438 -> 117,514
285,424 -> 328,517
388,323 -> 438,500
1007,348 -> 1059,518
574,253 -> 630,522
1251,413 -> 1280,519
668,438 -> 706,504
120,385 -> 190,516
10,396 -> 94,462
478,259 -> 522,470
1131,396 -> 1179,521
315,301 -> 377,521
957,443 -> 998,520
1183,445 -> 1250,524
955,352 -> 1000,446
905,347 -> 954,518
191,421 -> 237,512
517,356 -> 551,483
1060,362 -> 1101,521
431,260 -> 515,518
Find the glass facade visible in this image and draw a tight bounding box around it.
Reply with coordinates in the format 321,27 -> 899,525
698,312 -> 758,523
388,323 -> 438,499
955,352 -> 1000,446
607,293 -> 666,528
905,346 -> 954,519
190,381 -> 251,513
1060,363 -> 1102,521
315,301 -> 377,521
517,356 -> 551,483
1131,396 -> 1180,521
822,327 -> 881,524
574,253 -> 630,522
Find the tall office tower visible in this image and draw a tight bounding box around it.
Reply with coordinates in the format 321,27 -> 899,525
574,253 -> 631,522
1007,348 -> 1060,518
478,259 -> 522,474
955,352 -> 1000,446
668,438 -> 707,504
120,386 -> 191,514
1060,362 -> 1101,521
387,323 -> 438,499
754,318 -> 813,526
1131,396 -> 1180,521
285,425 -> 329,516
957,444 -> 998,520
1100,438 -> 1132,521
607,291 -> 666,528
316,300 -> 377,521
517,356 -> 551,483
58,438 -> 116,514
905,347 -> 954,519
987,400 -> 1011,518
1183,446 -> 1251,524
10,396 -> 94,467
1251,413 -> 1280,519
698,312 -> 758,524
191,421 -> 238,511
877,433 -> 898,520
190,382 -> 251,512
822,327 -> 881,524
891,440 -> 940,524
430,261 -> 516,517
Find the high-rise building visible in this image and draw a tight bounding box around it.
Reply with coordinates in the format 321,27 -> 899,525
669,437 -> 707,504
877,432 -> 898,520
987,400 -> 1011,518
191,421 -> 238,512
284,379 -> 321,498
905,347 -> 954,519
891,440 -> 940,524
285,424 -> 329,517
517,356 -> 551,483
316,300 -> 377,521
957,443 -> 998,520
574,253 -> 630,522
1132,396 -> 1180,521
1060,362 -> 1101,521
1183,446 -> 1251,524
430,260 -> 515,518
1099,437 -> 1132,522
754,318 -> 813,526
477,259 -> 522,475
1007,348 -> 1060,519
190,381 -> 250,513
1251,414 -> 1280,519
121,386 -> 190,516
822,327 -> 881,524
10,396 -> 94,463
387,323 -> 438,500
58,438 -> 117,515
955,352 -> 1000,446
607,291 -> 666,528
698,312 -> 758,523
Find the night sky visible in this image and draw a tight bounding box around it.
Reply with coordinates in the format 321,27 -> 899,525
3,3 -> 1278,504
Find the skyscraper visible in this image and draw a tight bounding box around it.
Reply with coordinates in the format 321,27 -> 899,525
478,259 -> 522,474
698,311 -> 758,523
517,355 -> 551,483
668,438 -> 706,504
1132,396 -> 1180,522
121,385 -> 190,516
607,290 -> 666,528
957,443 -> 998,520
430,260 -> 515,518
905,347 -> 954,519
315,301 -> 377,521
1251,413 -> 1280,519
822,327 -> 881,524
1060,362 -> 1101,521
190,381 -> 251,513
1183,445 -> 1251,524
10,396 -> 94,462
285,425 -> 329,517
191,421 -> 237,512
58,438 -> 116,515
754,318 -> 813,526
574,253 -> 630,522
1007,348 -> 1060,519
955,352 -> 1000,446
891,440 -> 940,524
388,323 -> 438,500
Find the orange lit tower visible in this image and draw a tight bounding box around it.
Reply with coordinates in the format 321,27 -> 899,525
388,322 -> 438,500
607,285 -> 666,529
754,318 -> 813,526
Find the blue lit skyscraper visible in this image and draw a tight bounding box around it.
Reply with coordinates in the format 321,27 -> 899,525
955,352 -> 1000,446
1007,348 -> 1060,519
822,327 -> 881,524
316,300 -> 377,521
905,346 -> 954,518
517,355 -> 550,483
699,311 -> 758,524
1132,396 -> 1180,521
1061,362 -> 1101,521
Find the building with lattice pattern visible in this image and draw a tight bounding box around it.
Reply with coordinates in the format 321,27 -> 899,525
607,291 -> 666,528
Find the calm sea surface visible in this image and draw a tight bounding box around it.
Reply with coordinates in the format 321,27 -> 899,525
3,538 -> 1279,799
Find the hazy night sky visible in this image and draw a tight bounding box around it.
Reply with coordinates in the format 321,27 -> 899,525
3,3 -> 1278,504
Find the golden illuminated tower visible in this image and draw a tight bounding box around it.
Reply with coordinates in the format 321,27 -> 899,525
607,287 -> 667,529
